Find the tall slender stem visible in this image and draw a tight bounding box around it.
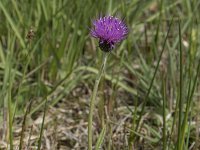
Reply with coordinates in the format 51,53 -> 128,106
88,52 -> 109,150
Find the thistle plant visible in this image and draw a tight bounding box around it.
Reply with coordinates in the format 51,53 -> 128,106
88,16 -> 128,149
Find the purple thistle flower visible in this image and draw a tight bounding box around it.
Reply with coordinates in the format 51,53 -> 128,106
90,16 -> 128,52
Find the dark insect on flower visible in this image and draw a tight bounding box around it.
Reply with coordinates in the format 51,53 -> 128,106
90,16 -> 128,52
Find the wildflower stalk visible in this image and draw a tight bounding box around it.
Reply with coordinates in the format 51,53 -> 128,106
88,52 -> 109,150
89,15 -> 128,149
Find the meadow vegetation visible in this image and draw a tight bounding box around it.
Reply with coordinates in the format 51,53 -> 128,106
0,0 -> 200,149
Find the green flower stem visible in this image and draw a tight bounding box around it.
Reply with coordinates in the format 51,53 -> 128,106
88,52 -> 109,150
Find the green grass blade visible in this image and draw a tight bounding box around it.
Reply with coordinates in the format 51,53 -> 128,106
162,77 -> 167,150
0,1 -> 25,49
37,97 -> 48,150
19,101 -> 32,150
95,124 -> 107,150
177,19 -> 183,150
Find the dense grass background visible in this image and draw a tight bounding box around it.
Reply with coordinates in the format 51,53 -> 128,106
0,0 -> 200,149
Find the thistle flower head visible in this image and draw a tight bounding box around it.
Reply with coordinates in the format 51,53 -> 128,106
90,16 -> 128,52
